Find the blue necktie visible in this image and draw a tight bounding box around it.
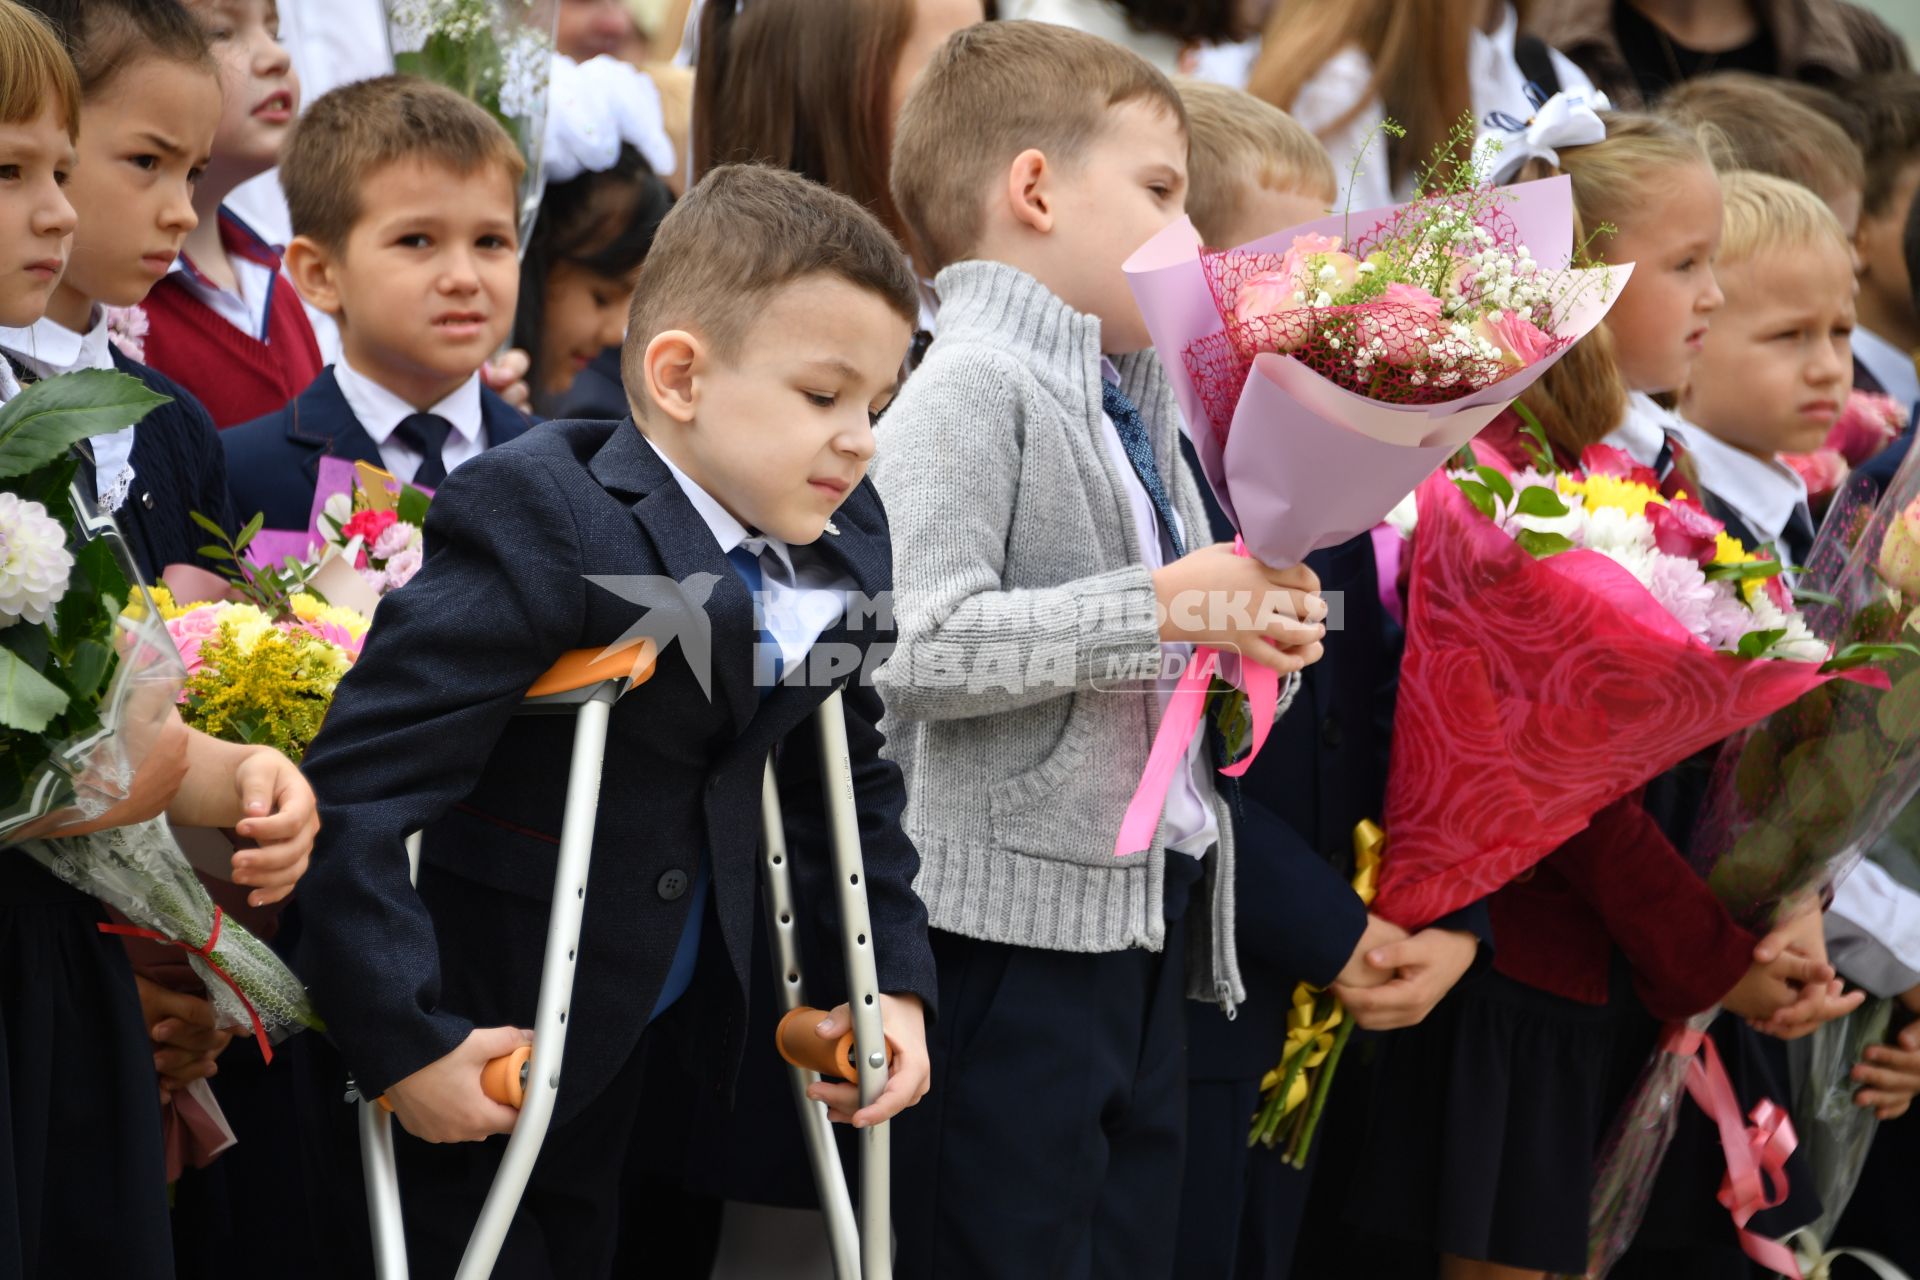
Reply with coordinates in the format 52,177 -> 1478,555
728,543 -> 784,693
1102,380 -> 1186,557
394,413 -> 453,487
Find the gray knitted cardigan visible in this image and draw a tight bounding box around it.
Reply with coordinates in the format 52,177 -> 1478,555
874,259 -> 1292,1011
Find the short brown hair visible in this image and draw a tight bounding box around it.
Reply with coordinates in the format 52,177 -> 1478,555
0,1 -> 79,139
890,20 -> 1187,273
281,75 -> 527,251
1842,72 -> 1920,218
1658,73 -> 1863,205
1178,79 -> 1334,247
20,0 -> 211,98
622,164 -> 918,398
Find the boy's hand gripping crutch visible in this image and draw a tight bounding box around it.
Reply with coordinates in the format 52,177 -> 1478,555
358,645 -> 652,1280
762,686 -> 893,1280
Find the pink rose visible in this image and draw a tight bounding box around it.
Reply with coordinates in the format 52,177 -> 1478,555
1780,449 -> 1849,501
1826,390 -> 1904,466
1646,496 -> 1725,567
1481,311 -> 1557,368
1368,283 -> 1446,365
1276,232 -> 1343,291
1232,268 -> 1305,328
1580,444 -> 1662,491
165,605 -> 224,677
1378,282 -> 1443,319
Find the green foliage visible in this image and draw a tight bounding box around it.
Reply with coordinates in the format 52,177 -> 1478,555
0,371 -> 168,479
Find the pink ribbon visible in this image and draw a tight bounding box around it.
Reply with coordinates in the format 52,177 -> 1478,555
1115,537 -> 1281,857
1664,1022 -> 1804,1280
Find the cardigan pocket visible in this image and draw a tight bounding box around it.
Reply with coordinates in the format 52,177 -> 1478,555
986,691 -> 1098,853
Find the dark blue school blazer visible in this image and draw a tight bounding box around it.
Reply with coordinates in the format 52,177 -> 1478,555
221,366 -> 532,530
293,417 -> 936,1122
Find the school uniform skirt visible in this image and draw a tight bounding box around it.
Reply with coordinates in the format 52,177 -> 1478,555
0,853 -> 172,1278
1354,960 -> 1658,1275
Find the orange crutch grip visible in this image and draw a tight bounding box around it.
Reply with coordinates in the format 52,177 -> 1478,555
376,1043 -> 533,1112
775,1006 -> 894,1083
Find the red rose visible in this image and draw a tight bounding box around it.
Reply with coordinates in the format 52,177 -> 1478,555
1579,443 -> 1660,491
341,508 -> 399,545
1646,497 -> 1724,567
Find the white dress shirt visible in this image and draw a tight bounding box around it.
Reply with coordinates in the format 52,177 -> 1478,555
1604,391 -> 1684,469
1668,418 -> 1812,566
331,360 -> 489,485
1293,6 -> 1595,213
1854,326 -> 1919,418
0,311 -> 137,510
1097,361 -> 1218,858
998,0 -> 1184,74
640,432 -> 854,677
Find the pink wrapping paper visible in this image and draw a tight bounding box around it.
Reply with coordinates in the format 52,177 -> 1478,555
1121,177 -> 1631,569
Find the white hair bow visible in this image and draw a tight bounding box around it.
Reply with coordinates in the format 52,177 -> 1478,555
541,54 -> 678,184
1474,89 -> 1611,186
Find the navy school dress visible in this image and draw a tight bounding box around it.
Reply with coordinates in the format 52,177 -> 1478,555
0,352 -> 236,1278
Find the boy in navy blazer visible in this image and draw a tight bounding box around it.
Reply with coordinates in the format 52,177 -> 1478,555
294,164 -> 937,1278
221,77 -> 533,530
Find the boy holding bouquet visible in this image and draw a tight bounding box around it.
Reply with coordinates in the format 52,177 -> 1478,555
294,163 -> 937,1278
221,76 -> 531,530
877,24 -> 1326,1276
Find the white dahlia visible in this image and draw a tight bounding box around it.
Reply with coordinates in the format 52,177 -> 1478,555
0,492 -> 72,628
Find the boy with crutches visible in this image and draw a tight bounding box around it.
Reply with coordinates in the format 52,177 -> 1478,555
294,163 -> 937,1280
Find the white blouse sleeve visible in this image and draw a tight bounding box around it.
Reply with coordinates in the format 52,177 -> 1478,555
1828,859 -> 1920,998
1289,47 -> 1397,214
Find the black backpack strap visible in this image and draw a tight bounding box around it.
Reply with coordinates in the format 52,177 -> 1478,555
1513,33 -> 1564,102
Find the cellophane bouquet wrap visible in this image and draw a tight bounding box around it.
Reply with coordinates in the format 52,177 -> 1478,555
0,371 -> 322,1059
1370,456 -> 1879,930
1122,173 -> 1626,573
1117,173 -> 1629,863
385,0 -> 558,242
1584,462 -> 1920,1278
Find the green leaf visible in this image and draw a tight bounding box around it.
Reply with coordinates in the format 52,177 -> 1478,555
1515,529 -> 1574,558
1514,486 -> 1570,518
234,511 -> 264,553
189,509 -> 230,539
65,639 -> 111,703
1736,628 -> 1786,660
0,647 -> 68,732
1791,586 -> 1842,607
1453,479 -> 1496,520
1705,559 -> 1784,583
1511,402 -> 1557,474
0,371 -> 167,478
1820,642 -> 1920,674
396,487 -> 432,528
1474,466 -> 1514,506
196,544 -> 234,562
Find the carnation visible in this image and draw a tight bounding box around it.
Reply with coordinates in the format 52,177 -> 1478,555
371,520 -> 422,562
382,543 -> 424,592
0,492 -> 74,628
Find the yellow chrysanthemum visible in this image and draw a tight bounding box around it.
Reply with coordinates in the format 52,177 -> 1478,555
124,583 -> 197,622
1711,531 -> 1757,567
1558,473 -> 1664,520
288,592 -> 370,640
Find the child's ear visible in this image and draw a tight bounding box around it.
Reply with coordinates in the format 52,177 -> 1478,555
1005,148 -> 1053,236
641,330 -> 702,425
283,235 -> 344,317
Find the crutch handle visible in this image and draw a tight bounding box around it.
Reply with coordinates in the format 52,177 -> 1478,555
776,1006 -> 895,1083
374,1044 -> 533,1113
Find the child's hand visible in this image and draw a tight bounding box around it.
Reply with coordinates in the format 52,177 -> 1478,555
482,348 -> 534,415
1852,1020 -> 1920,1120
224,748 -> 320,907
1748,978 -> 1865,1040
1723,948 -> 1835,1021
135,976 -> 233,1097
385,1026 -> 532,1144
1152,543 -> 1326,675
1331,927 -> 1478,1030
1335,913 -> 1409,989
804,993 -> 930,1129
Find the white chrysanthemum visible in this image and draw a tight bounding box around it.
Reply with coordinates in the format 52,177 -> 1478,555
1745,590 -> 1828,662
1581,505 -> 1653,558
0,492 -> 73,628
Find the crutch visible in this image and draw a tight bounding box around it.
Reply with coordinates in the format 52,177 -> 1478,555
358,645 -> 653,1280
761,687 -> 893,1280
